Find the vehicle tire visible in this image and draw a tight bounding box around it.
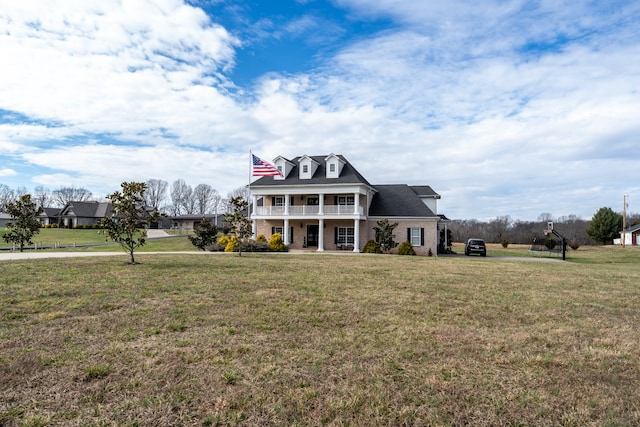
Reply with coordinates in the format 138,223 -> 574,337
481,252 -> 486,257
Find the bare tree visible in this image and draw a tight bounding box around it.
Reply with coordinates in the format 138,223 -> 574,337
33,185 -> 51,209
537,212 -> 554,223
487,215 -> 512,243
51,186 -> 92,207
170,179 -> 194,215
193,183 -> 220,215
144,179 -> 168,212
14,186 -> 27,198
225,186 -> 249,213
0,184 -> 15,212
228,185 -> 250,201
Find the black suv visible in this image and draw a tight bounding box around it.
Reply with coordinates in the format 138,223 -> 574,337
465,238 -> 486,256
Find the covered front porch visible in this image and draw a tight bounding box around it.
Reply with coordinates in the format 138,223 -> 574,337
253,218 -> 362,252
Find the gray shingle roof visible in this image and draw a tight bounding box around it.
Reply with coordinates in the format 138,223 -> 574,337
369,185 -> 437,217
41,207 -> 61,217
251,155 -> 372,187
61,201 -> 112,218
409,185 -> 440,198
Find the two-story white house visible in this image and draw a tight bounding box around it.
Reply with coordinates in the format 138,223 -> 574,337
249,154 -> 443,255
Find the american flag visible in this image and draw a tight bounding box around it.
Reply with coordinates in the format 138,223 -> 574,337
252,154 -> 283,177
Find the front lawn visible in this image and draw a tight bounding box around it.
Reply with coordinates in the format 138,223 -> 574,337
1,250 -> 639,425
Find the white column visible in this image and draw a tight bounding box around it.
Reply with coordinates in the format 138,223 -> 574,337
353,219 -> 360,252
284,194 -> 290,215
252,219 -> 257,239
284,219 -> 290,246
318,193 -> 324,215
353,192 -> 359,214
318,219 -> 324,251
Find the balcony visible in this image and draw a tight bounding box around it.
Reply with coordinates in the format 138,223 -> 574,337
254,205 -> 364,217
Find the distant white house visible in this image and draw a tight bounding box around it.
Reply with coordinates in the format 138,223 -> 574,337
614,224 -> 640,246
0,212 -> 11,227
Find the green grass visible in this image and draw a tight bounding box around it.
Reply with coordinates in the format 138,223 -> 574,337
0,227 -> 107,248
0,227 -> 196,252
1,247 -> 640,425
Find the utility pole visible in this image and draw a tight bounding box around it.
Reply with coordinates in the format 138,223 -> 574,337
622,195 -> 628,248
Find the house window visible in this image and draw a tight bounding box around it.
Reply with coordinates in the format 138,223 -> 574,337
409,227 -> 424,246
302,164 -> 309,174
329,163 -> 336,172
307,197 -> 319,205
337,196 -> 354,205
273,197 -> 284,207
337,227 -> 354,244
277,166 -> 283,174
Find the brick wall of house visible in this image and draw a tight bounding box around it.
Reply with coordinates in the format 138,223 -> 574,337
366,219 -> 438,256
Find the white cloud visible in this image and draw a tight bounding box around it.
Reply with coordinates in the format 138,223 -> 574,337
0,168 -> 17,177
0,0 -> 240,146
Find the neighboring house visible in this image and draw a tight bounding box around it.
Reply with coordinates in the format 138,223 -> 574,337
2,209 -> 60,227
0,212 -> 11,227
615,224 -> 640,246
249,154 -> 444,255
39,207 -> 61,226
58,201 -> 112,228
169,214 -> 226,231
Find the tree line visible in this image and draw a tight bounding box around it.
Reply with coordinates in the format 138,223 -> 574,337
449,209 -> 639,246
0,180 -> 249,216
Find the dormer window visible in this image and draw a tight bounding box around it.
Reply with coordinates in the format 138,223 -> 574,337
324,153 -> 345,178
298,155 -> 319,179
273,156 -> 295,180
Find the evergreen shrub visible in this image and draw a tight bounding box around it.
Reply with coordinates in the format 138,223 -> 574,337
363,240 -> 382,254
398,241 -> 416,255
268,233 -> 287,252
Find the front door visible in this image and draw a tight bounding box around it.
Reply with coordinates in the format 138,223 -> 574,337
306,224 -> 319,247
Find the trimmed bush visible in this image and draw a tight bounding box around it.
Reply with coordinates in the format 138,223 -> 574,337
544,236 -> 557,250
224,235 -> 238,252
501,238 -> 510,248
240,240 -> 269,252
268,233 -> 287,252
217,235 -> 230,247
363,240 -> 382,254
397,241 -> 416,256
256,233 -> 267,243
569,237 -> 580,250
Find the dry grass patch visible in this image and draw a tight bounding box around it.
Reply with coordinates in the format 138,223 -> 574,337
1,251 -> 640,425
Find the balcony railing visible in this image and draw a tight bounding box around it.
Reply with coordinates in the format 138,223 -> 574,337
254,205 -> 363,216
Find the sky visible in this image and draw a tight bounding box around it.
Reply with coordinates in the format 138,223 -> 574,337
1,0 -> 639,221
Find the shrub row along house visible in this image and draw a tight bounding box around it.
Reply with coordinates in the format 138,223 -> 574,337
249,154 -> 447,255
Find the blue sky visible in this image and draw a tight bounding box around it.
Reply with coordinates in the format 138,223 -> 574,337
1,0 -> 639,220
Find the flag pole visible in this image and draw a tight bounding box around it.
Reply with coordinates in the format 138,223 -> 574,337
248,151 -> 253,238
